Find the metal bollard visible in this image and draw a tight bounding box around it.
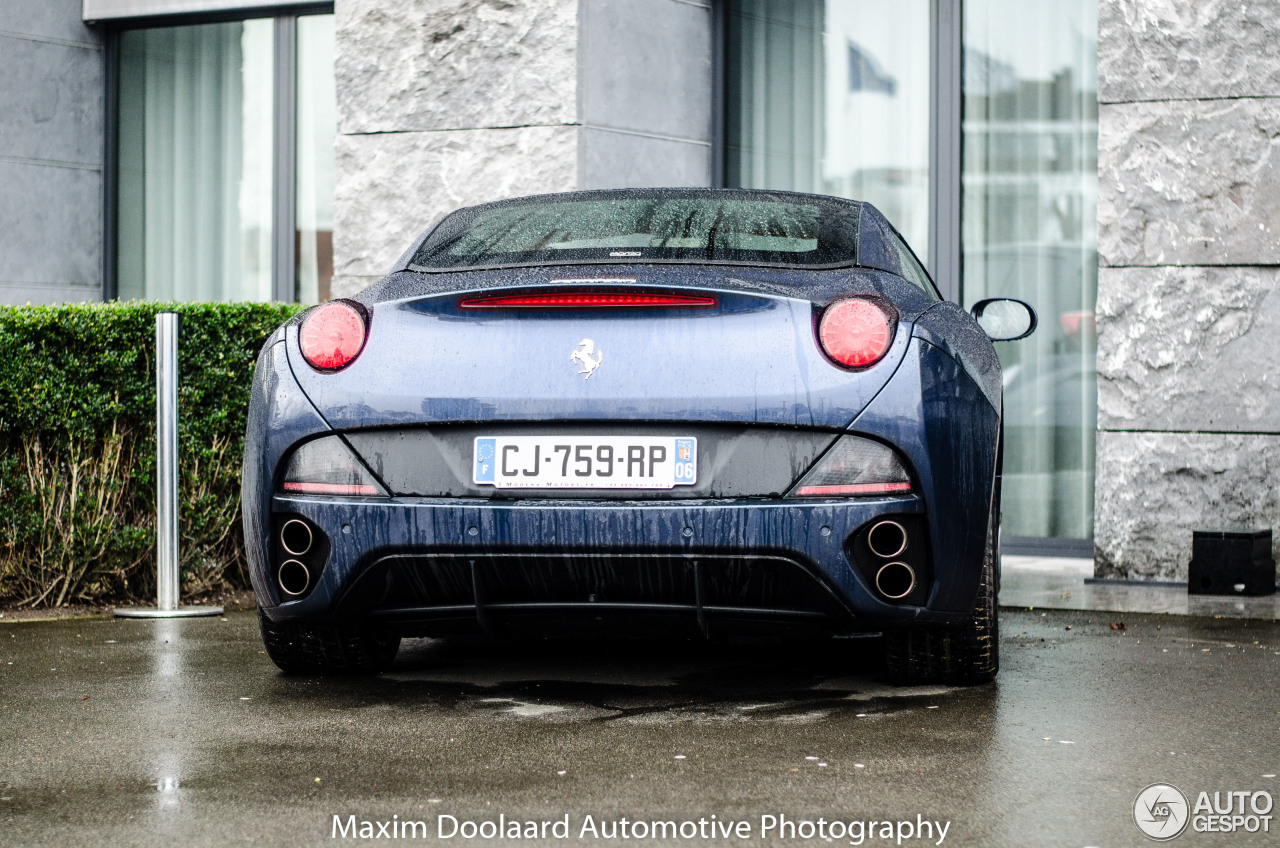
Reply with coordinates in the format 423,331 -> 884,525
156,310 -> 179,611
115,312 -> 223,619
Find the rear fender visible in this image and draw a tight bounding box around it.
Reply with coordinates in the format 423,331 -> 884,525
242,334 -> 334,608
850,337 -> 999,612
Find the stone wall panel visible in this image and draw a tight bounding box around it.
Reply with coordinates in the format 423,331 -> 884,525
580,128 -> 710,189
0,282 -> 100,306
0,161 -> 100,297
1097,266 -> 1280,432
0,1 -> 102,304
1099,99 -> 1280,267
579,0 -> 712,141
0,38 -> 103,164
0,0 -> 102,44
1095,431 -> 1280,579
336,0 -> 577,134
1099,0 -> 1280,103
333,126 -> 578,279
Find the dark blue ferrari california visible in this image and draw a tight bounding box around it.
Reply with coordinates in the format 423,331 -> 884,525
242,188 -> 1035,684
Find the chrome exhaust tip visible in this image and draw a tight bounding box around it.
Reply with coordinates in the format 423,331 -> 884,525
277,559 -> 312,597
867,519 -> 908,559
875,561 -> 917,600
280,519 -> 313,557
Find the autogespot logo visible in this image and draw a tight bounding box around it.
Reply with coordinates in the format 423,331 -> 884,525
1134,784 -> 1191,841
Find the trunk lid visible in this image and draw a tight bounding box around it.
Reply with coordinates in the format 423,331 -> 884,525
289,272 -> 916,432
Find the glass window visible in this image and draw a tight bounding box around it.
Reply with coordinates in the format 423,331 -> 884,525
116,12 -> 335,304
295,14 -> 335,304
725,0 -> 931,252
117,20 -> 275,302
411,190 -> 865,271
962,0 -> 1098,540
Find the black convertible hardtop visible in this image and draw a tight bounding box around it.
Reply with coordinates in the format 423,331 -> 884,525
392,189 -> 937,293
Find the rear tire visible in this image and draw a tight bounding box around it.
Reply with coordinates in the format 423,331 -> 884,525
884,520 -> 999,685
258,608 -> 400,674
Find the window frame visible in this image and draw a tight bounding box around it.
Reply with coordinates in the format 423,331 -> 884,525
101,3 -> 334,303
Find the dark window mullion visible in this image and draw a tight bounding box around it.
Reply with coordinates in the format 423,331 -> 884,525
929,0 -> 962,303
272,13 -> 298,303
103,28 -> 120,301
710,0 -> 726,188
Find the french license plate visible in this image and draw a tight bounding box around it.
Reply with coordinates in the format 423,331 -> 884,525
473,436 -> 697,489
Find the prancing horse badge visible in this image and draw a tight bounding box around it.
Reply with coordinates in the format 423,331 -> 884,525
570,338 -> 604,379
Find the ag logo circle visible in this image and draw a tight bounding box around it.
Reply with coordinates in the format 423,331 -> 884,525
1134,783 -> 1190,840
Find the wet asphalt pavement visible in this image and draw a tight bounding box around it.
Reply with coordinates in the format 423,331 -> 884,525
1,608 -> 1278,848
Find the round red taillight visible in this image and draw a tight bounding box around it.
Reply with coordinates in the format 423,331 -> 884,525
299,301 -> 368,371
818,298 -> 895,368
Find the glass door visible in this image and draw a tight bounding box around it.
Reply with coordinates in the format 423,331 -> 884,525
962,0 -> 1098,541
724,0 -> 1099,547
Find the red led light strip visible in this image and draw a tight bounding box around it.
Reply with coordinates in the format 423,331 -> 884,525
459,291 -> 717,309
282,481 -> 383,496
794,482 -> 913,497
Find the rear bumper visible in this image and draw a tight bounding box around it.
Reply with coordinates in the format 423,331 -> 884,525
255,493 -> 979,636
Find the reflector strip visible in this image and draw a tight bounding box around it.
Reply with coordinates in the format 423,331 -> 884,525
281,481 -> 383,496
794,482 -> 913,497
458,291 -> 717,309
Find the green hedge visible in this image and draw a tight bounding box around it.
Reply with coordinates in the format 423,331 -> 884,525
0,301 -> 303,607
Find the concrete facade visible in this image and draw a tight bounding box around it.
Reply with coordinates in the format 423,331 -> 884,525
0,0 -> 104,305
1096,0 -> 1280,578
331,0 -> 713,297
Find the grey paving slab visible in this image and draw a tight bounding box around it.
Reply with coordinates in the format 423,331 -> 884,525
0,281 -> 101,306
1099,98 -> 1280,267
333,127 -> 578,278
1094,431 -> 1280,581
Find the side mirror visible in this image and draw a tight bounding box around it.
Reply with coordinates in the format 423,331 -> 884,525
971,298 -> 1037,341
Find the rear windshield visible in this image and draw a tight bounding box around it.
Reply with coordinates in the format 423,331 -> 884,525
409,191 -> 863,271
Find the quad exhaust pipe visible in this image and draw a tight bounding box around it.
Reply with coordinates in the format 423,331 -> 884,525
280,519 -> 313,556
277,518 -> 321,598
874,561 -> 917,600
859,518 -> 921,602
866,519 -> 907,558
277,559 -> 312,597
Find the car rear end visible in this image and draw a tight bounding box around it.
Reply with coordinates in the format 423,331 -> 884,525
247,276 -> 993,635
242,190 -> 1000,675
